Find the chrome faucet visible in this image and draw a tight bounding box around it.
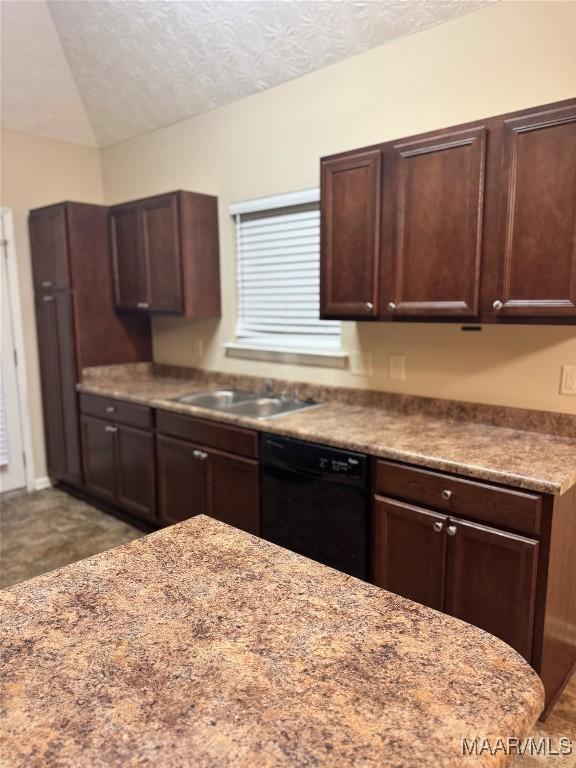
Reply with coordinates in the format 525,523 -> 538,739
263,379 -> 274,396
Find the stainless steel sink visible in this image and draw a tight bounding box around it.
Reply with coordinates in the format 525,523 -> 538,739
226,396 -> 316,419
175,390 -> 256,409
173,389 -> 318,419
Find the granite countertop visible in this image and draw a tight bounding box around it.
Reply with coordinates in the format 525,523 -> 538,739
77,370 -> 576,495
0,516 -> 544,767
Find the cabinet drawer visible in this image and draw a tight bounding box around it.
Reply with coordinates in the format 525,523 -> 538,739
79,393 -> 153,430
374,460 -> 541,536
157,410 -> 258,459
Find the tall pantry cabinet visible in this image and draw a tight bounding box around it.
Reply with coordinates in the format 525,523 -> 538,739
29,202 -> 152,486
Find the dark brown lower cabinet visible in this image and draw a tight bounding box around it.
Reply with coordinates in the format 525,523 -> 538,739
157,434 -> 260,535
444,517 -> 539,662
35,292 -> 82,485
81,414 -> 156,522
207,449 -> 260,534
81,415 -> 116,502
116,425 -> 156,521
157,435 -> 208,524
372,498 -> 447,611
373,495 -> 539,661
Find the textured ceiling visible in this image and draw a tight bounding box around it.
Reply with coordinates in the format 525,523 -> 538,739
1,0 -> 496,148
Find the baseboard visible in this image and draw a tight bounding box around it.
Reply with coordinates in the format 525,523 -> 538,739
33,476 -> 52,491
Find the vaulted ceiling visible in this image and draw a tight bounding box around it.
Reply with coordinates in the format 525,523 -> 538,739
1,0 -> 495,147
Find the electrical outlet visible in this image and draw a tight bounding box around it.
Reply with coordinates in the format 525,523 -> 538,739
350,351 -> 373,376
560,365 -> 576,396
191,339 -> 204,360
389,354 -> 406,381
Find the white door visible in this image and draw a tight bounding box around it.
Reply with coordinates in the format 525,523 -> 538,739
0,229 -> 27,493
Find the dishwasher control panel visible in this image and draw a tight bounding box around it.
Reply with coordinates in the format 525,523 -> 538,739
261,434 -> 367,481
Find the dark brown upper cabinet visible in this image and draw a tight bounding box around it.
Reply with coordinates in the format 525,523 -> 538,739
489,102 -> 576,319
320,150 -> 381,318
320,98 -> 576,325
110,190 -> 221,318
29,206 -> 70,291
381,126 -> 486,318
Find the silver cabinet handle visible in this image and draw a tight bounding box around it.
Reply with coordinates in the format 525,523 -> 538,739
365,302 -> 374,311
433,521 -> 444,533
193,450 -> 208,461
447,525 -> 457,537
105,425 -> 118,433
441,489 -> 452,501
41,281 -> 53,288
42,295 -> 54,302
106,406 -> 116,414
493,300 -> 503,311
137,302 -> 150,309
387,302 -> 397,313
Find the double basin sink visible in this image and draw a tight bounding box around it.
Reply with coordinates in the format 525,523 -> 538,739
174,389 -> 318,420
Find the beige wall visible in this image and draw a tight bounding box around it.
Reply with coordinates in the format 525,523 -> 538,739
101,1 -> 576,416
0,129 -> 104,480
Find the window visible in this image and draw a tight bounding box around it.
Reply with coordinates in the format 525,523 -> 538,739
226,189 -> 345,367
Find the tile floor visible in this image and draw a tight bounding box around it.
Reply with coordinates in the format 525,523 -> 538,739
0,487 -> 145,589
1,488 -> 574,764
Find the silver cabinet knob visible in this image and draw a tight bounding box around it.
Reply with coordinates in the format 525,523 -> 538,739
441,489 -> 452,501
106,406 -> 116,414
387,302 -> 397,313
433,521 -> 444,533
104,425 -> 118,433
447,525 -> 457,537
41,281 -> 53,288
365,302 -> 374,311
42,295 -> 54,302
493,300 -> 503,311
193,450 -> 208,461
137,301 -> 150,309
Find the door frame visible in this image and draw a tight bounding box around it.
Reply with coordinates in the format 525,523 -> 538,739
1,208 -> 36,491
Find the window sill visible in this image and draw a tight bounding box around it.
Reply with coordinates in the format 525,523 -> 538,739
223,342 -> 349,369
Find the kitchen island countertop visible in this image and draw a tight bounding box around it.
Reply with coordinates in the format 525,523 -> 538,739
1,516 -> 544,767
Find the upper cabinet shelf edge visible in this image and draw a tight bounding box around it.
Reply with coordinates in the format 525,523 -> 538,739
110,190 -> 221,319
320,98 -> 576,324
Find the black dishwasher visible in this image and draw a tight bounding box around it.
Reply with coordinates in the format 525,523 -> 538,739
261,434 -> 369,579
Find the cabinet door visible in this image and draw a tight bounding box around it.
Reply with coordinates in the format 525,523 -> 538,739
141,195 -> 183,312
157,435 -> 208,524
372,497 -> 448,611
445,518 -> 539,661
35,292 -> 81,484
80,415 -> 116,501
492,103 -> 576,318
207,449 -> 260,535
29,206 -> 70,290
382,127 -> 486,318
116,425 -> 156,521
111,205 -> 147,311
321,150 -> 381,318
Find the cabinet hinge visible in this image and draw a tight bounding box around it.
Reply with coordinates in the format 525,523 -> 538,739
22,451 -> 27,467
13,348 -> 18,367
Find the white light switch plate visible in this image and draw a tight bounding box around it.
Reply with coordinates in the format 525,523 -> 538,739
191,339 -> 204,360
560,365 -> 576,396
350,351 -> 373,376
389,354 -> 406,381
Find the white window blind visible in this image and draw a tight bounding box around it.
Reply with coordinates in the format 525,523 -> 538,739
232,192 -> 340,352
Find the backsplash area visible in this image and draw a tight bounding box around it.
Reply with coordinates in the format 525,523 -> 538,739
82,362 -> 576,438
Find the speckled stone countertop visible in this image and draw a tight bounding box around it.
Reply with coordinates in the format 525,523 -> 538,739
77,365 -> 576,495
1,516 -> 544,767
